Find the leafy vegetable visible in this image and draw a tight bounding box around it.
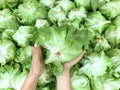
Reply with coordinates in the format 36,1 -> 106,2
0,9 -> 19,32
55,0 -> 75,13
1,0 -> 120,89
84,11 -> 111,34
15,46 -> 32,69
0,64 -> 20,89
13,26 -> 36,47
99,0 -> 120,19
105,25 -> 120,46
74,0 -> 91,10
15,0 -> 47,25
40,0 -> 55,8
80,52 -> 112,78
0,39 -> 16,65
48,6 -> 66,25
33,26 -> 93,74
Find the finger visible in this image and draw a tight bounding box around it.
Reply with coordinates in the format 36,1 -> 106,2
65,51 -> 86,67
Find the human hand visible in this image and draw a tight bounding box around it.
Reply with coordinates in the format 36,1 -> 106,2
30,46 -> 44,78
64,51 -> 86,71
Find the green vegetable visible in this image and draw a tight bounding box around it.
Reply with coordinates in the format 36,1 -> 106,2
1,29 -> 16,40
74,0 -> 91,10
80,52 -> 112,78
55,0 -> 75,13
0,9 -> 19,32
105,25 -> 120,46
16,0 -> 47,25
0,39 -> 16,65
0,64 -> 20,89
33,26 -> 93,74
99,0 -> 120,19
15,46 -> 32,69
71,75 -> 90,90
1,0 -> 120,89
40,0 -> 55,8
92,36 -> 111,52
48,6 -> 66,25
68,7 -> 87,22
91,77 -> 120,90
35,19 -> 50,29
85,11 -> 111,34
13,26 -> 36,47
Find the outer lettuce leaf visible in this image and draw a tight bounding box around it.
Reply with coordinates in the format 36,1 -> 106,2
33,26 -> 93,64
0,9 -> 19,32
105,25 -> 120,46
55,0 -> 75,13
0,0 -> 19,9
0,39 -> 16,65
35,19 -> 50,30
38,66 -> 52,85
68,7 -> 87,22
13,26 -> 36,47
11,70 -> 28,90
15,46 -> 32,69
0,64 -> 20,89
48,6 -> 67,26
84,11 -> 111,34
1,29 -> 16,40
92,36 -> 111,52
40,0 -> 55,8
106,49 -> 120,78
80,52 -> 112,78
99,0 -> 120,19
91,76 -> 120,90
16,0 -> 47,25
33,26 -> 93,75
113,15 -> 120,26
74,0 -> 91,10
71,75 -> 90,90
90,0 -> 110,11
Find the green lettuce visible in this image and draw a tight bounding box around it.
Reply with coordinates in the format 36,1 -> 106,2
99,0 -> 120,19
105,25 -> 120,46
40,0 -> 55,8
68,7 -> 87,22
74,0 -> 91,10
13,26 -> 36,47
1,29 -> 16,40
71,75 -> 90,90
48,6 -> 66,26
0,64 -> 20,89
91,76 -> 120,90
15,46 -> 32,69
0,9 -> 19,32
55,0 -> 75,13
15,0 -> 47,25
0,39 -> 16,65
84,11 -> 111,34
33,26 -> 93,74
80,52 -> 112,78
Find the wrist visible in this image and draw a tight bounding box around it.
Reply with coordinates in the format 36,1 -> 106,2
29,71 -> 41,79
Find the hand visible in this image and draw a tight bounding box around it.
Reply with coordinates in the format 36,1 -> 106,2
30,46 -> 44,78
64,51 -> 86,70
56,51 -> 86,90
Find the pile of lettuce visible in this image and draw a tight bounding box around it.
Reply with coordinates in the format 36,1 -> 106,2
0,0 -> 120,90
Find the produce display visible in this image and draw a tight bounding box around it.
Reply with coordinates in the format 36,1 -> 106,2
0,0 -> 120,90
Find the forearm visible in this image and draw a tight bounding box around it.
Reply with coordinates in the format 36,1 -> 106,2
21,71 -> 39,90
56,68 -> 71,90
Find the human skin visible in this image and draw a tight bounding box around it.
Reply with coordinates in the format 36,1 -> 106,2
21,46 -> 44,90
56,51 -> 86,90
21,46 -> 86,90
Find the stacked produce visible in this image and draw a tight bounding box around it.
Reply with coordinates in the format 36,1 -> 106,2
0,0 -> 120,90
